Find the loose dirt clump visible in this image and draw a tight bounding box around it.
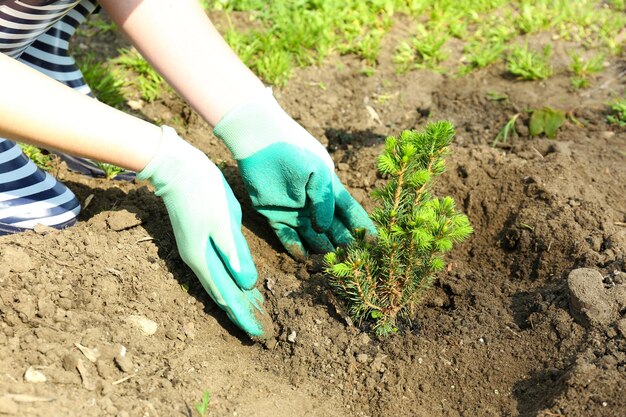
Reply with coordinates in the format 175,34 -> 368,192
1,15 -> 625,417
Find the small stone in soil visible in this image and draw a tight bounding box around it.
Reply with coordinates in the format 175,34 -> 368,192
0,247 -> 33,273
114,354 -> 134,373
105,209 -> 142,231
23,366 -> 46,383
262,338 -> 278,350
287,331 -> 297,343
357,332 -> 370,346
126,315 -> 158,335
568,268 -> 615,327
356,354 -> 369,363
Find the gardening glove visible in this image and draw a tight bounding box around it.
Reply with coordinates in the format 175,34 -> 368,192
138,126 -> 272,340
214,88 -> 376,260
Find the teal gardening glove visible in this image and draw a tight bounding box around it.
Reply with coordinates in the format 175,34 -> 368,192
138,126 -> 272,339
214,88 -> 376,260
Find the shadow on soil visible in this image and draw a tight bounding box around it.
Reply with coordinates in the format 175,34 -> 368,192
512,367 -> 568,417
324,128 -> 385,151
65,180 -> 256,345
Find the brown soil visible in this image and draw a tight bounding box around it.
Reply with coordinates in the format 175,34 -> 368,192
1,12 -> 625,417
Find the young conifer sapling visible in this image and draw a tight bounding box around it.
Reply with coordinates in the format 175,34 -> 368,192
325,121 -> 472,336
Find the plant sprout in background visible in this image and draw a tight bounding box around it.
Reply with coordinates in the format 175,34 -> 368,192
607,97 -> 626,127
507,44 -> 553,81
568,52 -> 605,89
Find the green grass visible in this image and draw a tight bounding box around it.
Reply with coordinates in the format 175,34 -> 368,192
492,113 -> 520,146
211,0 -> 398,84
198,0 -> 625,83
460,40 -> 505,74
18,143 -> 53,170
607,97 -> 626,127
77,54 -> 126,108
77,1 -> 625,99
115,48 -> 165,102
194,391 -> 211,417
568,52 -> 605,89
507,44 -> 553,80
96,162 -> 127,180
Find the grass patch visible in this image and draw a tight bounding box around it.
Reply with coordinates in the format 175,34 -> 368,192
77,54 -> 126,107
507,44 -> 553,80
460,40 -> 505,75
492,113 -> 519,146
568,52 -> 605,89
607,97 -> 626,127
115,48 -> 165,102
18,143 -> 53,170
199,0 -> 625,83
194,390 -> 211,417
213,0 -> 398,84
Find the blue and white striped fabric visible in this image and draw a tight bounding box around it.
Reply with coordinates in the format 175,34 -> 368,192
0,0 -> 99,233
12,0 -> 99,94
0,139 -> 80,233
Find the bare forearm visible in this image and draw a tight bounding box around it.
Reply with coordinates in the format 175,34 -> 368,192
99,0 -> 265,127
0,53 -> 159,172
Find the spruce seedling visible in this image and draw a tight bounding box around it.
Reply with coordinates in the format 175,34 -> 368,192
325,121 -> 472,336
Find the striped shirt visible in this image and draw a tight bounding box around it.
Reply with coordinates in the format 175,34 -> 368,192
0,1 -> 97,232
1,0 -> 98,92
0,0 -> 81,58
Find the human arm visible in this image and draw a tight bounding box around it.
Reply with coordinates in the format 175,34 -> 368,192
98,0 -> 377,258
0,52 -> 159,171
0,53 -> 272,339
98,0 -> 264,126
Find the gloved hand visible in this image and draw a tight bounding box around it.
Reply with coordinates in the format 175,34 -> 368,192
138,126 -> 272,340
214,88 -> 376,260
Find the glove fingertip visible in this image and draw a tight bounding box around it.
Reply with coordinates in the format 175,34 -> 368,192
271,222 -> 308,261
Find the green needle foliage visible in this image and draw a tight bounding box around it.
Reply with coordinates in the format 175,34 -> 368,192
325,121 -> 473,336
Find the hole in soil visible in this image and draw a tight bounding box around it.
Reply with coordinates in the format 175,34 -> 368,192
325,128 -> 385,151
511,291 -> 541,330
513,367 -> 568,416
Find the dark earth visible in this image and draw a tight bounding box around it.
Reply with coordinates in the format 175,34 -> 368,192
0,10 -> 624,417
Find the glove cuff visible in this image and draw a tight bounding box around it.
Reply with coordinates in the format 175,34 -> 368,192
213,87 -> 294,160
137,125 -> 202,194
